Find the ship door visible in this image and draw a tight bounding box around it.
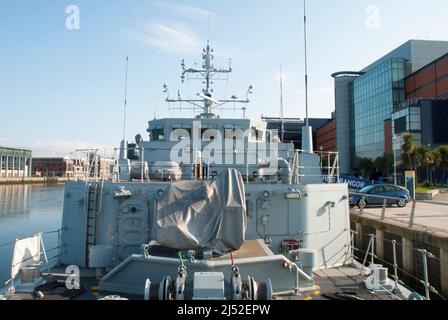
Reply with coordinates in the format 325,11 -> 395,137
117,198 -> 149,261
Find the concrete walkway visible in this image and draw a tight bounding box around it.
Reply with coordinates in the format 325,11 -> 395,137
434,191 -> 448,203
359,199 -> 448,235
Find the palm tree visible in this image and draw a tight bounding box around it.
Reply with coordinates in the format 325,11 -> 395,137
401,133 -> 415,171
437,146 -> 448,186
428,149 -> 441,184
413,145 -> 431,182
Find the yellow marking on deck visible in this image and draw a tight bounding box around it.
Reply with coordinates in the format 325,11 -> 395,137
92,285 -> 100,297
313,290 -> 321,296
304,296 -> 313,301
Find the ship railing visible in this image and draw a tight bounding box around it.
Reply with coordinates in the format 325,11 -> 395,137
0,229 -> 62,288
347,228 -> 447,300
291,149 -> 339,184
109,147 -> 340,184
347,192 -> 448,300
73,149 -> 115,183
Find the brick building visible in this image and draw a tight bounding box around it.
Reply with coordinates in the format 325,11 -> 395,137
405,52 -> 448,100
316,115 -> 337,153
32,154 -> 75,177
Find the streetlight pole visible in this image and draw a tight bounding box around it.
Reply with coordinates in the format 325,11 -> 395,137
393,134 -> 397,186
428,144 -> 431,184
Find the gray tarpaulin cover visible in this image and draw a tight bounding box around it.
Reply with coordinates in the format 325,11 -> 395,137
153,169 -> 247,254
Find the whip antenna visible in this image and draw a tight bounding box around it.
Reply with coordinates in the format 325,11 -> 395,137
123,15 -> 131,142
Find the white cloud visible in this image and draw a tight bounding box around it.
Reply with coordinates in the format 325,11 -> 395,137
132,21 -> 202,54
153,1 -> 215,19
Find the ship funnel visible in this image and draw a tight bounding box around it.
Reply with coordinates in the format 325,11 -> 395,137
301,126 -> 313,154
119,140 -> 127,160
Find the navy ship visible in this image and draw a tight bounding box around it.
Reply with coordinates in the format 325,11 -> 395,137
0,39 -> 421,300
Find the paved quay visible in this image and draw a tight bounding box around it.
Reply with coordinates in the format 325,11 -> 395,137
355,194 -> 448,235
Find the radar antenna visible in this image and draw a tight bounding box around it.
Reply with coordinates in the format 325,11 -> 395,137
163,43 -> 253,119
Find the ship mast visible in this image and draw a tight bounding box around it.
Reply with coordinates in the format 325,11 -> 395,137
301,0 -> 314,153
163,42 -> 253,119
280,65 -> 285,142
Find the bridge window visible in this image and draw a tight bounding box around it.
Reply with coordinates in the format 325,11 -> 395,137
152,129 -> 165,141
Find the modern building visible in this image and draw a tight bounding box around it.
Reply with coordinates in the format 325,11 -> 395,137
332,72 -> 364,174
0,147 -> 32,177
392,99 -> 448,157
405,51 -> 448,100
333,40 -> 448,174
262,117 -> 330,150
390,52 -> 448,157
316,114 -> 337,153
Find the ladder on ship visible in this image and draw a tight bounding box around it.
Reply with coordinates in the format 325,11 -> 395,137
84,183 -> 100,266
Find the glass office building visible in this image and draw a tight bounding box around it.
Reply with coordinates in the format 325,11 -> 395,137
333,40 -> 448,174
392,99 -> 448,158
351,58 -> 406,162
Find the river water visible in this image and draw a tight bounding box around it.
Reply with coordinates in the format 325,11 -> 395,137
0,184 -> 64,285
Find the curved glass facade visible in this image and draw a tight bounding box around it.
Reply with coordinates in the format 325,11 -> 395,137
351,58 -> 406,163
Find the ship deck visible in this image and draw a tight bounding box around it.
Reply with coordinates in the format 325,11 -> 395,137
3,239 -> 405,301
4,264 -> 402,301
289,266 -> 401,300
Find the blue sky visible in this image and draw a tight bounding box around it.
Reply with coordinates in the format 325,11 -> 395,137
1,0 -> 448,153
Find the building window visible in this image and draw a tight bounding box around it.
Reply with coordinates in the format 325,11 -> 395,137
394,116 -> 407,134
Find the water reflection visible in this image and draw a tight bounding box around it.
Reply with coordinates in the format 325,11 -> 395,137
0,185 -> 31,218
0,184 -> 64,284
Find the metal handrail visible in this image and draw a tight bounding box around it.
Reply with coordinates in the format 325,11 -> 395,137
350,229 -> 447,300
0,229 -> 62,248
0,230 -> 62,285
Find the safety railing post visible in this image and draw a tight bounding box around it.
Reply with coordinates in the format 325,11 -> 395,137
57,229 -> 61,264
359,195 -> 366,215
370,233 -> 375,266
409,200 -> 417,228
391,240 -> 401,294
381,197 -> 387,220
419,249 -> 431,300
140,147 -> 143,183
360,234 -> 374,275
351,230 -> 355,258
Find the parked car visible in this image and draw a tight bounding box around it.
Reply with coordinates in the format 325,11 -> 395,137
349,184 -> 411,208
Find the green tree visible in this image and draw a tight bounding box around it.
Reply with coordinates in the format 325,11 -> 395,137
401,133 -> 415,171
374,153 -> 393,177
437,146 -> 448,186
358,158 -> 373,178
412,145 -> 431,182
428,149 -> 441,184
